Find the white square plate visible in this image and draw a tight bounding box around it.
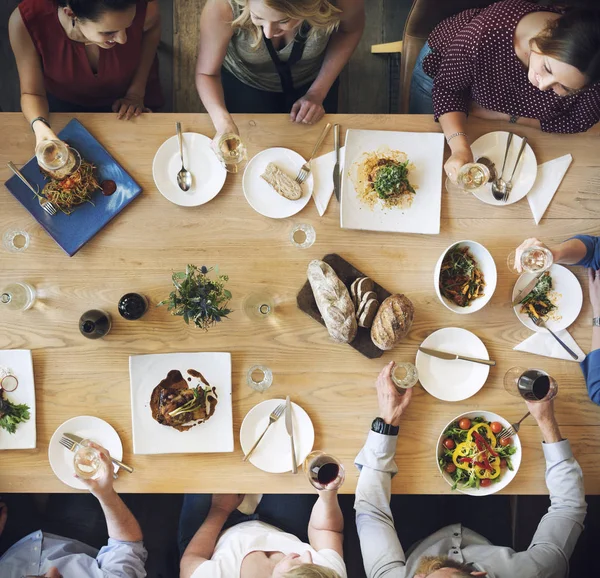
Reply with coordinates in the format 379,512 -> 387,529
341,129 -> 445,234
0,349 -> 36,450
129,352 -> 233,455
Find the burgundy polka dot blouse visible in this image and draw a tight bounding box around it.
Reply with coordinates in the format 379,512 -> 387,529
422,0 -> 600,133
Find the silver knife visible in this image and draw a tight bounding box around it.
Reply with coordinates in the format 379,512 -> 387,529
418,347 -> 496,366
63,432 -> 134,474
285,396 -> 298,474
512,272 -> 545,307
333,124 -> 340,202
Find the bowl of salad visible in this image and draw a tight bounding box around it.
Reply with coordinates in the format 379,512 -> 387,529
436,411 -> 521,496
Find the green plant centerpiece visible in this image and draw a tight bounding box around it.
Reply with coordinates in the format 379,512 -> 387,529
158,265 -> 232,330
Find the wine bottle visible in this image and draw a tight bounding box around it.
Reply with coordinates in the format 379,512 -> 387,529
118,293 -> 148,320
79,310 -> 112,339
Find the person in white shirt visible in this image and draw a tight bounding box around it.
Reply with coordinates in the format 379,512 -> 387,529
179,492 -> 346,578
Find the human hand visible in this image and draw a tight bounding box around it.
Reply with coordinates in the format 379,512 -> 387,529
210,493 -> 244,515
0,501 -> 7,537
290,92 -> 325,125
212,120 -> 240,152
588,269 -> 600,317
444,146 -> 473,184
112,92 -> 150,120
469,101 -> 509,121
526,397 -> 556,426
514,238 -> 550,273
376,361 -> 412,427
77,442 -> 116,501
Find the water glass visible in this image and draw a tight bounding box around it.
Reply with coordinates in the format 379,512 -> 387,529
504,367 -> 558,401
304,451 -> 345,491
246,365 -> 273,392
2,230 -> 30,253
73,440 -> 103,480
243,292 -> 275,320
507,246 -> 553,274
0,282 -> 36,311
290,224 -> 316,249
391,362 -> 419,394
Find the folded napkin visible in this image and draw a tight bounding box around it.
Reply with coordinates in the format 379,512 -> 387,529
311,146 -> 345,216
514,329 -> 585,362
527,154 -> 572,225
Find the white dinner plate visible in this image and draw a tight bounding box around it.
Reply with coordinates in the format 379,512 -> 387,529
242,148 -> 313,218
48,416 -> 123,490
152,132 -> 227,207
129,352 -> 233,455
512,264 -> 582,332
446,132 -> 537,206
240,399 -> 314,473
0,350 -> 36,450
416,328 -> 491,402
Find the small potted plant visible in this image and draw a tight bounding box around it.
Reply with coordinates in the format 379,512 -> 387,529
158,265 -> 232,330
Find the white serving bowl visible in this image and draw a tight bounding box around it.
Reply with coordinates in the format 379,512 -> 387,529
434,240 -> 497,314
436,410 -> 521,496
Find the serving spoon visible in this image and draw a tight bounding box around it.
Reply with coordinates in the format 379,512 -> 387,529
491,132 -> 513,200
176,122 -> 192,192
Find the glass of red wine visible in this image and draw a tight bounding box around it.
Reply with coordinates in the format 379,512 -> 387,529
504,367 -> 558,401
303,451 -> 345,491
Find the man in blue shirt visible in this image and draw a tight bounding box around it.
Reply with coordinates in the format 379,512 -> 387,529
514,235 -> 600,404
0,443 -> 147,577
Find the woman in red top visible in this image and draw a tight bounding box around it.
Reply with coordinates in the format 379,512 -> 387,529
9,0 -> 163,150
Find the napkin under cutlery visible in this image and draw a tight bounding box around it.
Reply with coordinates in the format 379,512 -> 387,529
527,154 -> 572,225
311,146 -> 345,216
514,329 -> 585,362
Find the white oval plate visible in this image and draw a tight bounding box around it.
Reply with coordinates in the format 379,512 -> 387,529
512,264 -> 583,332
48,416 -> 123,490
243,148 -> 313,218
446,132 -> 537,206
152,133 -> 227,207
240,399 -> 314,473
436,410 -> 521,496
416,328 -> 491,402
433,240 -> 497,315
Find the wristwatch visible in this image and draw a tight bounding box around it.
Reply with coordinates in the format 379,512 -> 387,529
371,417 -> 399,436
593,317 -> 600,327
509,115 -> 519,124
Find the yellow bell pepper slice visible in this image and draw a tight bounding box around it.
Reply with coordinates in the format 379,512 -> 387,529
452,441 -> 477,470
467,423 -> 497,448
475,456 -> 501,479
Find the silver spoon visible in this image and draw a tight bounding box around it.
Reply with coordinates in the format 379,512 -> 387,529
176,122 -> 192,192
502,136 -> 528,202
491,132 -> 513,200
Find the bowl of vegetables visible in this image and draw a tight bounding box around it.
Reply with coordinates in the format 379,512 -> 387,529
436,411 -> 521,496
434,240 -> 497,315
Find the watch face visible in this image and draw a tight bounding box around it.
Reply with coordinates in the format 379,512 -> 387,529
371,417 -> 384,432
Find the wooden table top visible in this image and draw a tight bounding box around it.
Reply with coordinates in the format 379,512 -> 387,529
1,113 -> 599,494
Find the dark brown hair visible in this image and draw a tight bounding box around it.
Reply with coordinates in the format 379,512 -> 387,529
532,6 -> 600,85
55,0 -> 137,22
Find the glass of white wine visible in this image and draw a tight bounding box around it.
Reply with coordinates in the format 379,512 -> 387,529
456,162 -> 491,191
0,282 -> 36,311
212,133 -> 247,173
507,246 -> 553,274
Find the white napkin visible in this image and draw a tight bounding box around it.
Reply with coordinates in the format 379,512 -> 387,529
311,146 -> 345,216
527,154 -> 572,224
514,329 -> 586,362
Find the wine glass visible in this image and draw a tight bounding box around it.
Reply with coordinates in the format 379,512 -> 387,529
211,133 -> 247,173
304,451 -> 345,491
243,292 -> 275,320
507,245 -> 553,274
504,367 -> 558,401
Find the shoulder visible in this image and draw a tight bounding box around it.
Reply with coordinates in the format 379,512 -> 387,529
314,548 -> 348,577
9,6 -> 32,46
203,0 -> 236,23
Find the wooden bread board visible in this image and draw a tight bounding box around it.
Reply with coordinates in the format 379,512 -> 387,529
296,253 -> 391,359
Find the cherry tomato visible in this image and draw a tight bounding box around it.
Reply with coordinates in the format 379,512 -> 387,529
500,459 -> 508,468
458,418 -> 471,430
443,438 -> 456,450
480,478 -> 492,487
490,422 -> 503,434
444,463 -> 457,474
499,436 -> 512,447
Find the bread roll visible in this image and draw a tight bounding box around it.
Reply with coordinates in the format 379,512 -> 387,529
371,294 -> 414,350
261,162 -> 302,200
307,260 -> 357,343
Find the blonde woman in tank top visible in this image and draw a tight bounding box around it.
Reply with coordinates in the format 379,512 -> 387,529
196,0 -> 364,140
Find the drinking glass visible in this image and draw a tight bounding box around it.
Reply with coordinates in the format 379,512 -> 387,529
243,292 -> 274,320
504,367 -> 558,401
73,439 -> 103,480
391,362 -> 419,394
35,140 -> 81,177
212,133 -> 247,173
2,230 -> 30,253
246,365 -> 273,392
304,451 -> 345,491
290,224 -> 316,249
456,162 -> 490,191
507,246 -> 553,274
0,282 -> 36,311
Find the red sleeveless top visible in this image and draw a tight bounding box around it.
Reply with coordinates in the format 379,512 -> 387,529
19,0 -> 163,109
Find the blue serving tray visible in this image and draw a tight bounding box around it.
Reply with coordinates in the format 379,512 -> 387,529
4,118 -> 142,256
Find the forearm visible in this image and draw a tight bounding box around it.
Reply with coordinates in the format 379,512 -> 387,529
439,111 -> 470,154
552,239 -> 588,265
182,507 -> 227,561
309,491 -> 344,534
97,491 -> 143,543
196,73 -> 235,133
538,417 -> 562,444
127,20 -> 161,97
21,93 -> 56,143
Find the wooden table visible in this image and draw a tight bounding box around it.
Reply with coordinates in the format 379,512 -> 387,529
1,113 -> 599,494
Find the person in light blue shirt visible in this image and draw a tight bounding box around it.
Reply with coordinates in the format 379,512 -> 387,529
0,442 -> 147,578
515,235 -> 600,404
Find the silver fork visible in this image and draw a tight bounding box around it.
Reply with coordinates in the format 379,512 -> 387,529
7,161 -> 57,216
502,136 -> 528,203
243,402 -> 286,462
497,412 -> 530,441
59,435 -> 133,476
531,316 -> 579,360
295,122 -> 332,185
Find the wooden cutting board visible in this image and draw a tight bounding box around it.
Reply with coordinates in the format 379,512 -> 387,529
296,253 -> 391,359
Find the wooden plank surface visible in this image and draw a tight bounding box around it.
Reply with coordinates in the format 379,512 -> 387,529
1,113 -> 599,494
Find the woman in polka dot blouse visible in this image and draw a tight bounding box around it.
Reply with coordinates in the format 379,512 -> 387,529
409,0 -> 600,182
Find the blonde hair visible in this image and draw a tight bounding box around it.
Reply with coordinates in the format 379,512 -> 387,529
231,0 -> 341,48
283,563 -> 343,578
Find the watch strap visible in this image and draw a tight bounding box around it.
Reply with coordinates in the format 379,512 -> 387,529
31,116 -> 51,131
593,317 -> 600,327
371,417 -> 399,436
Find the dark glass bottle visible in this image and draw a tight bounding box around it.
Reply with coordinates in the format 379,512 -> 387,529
118,293 -> 149,320
79,310 -> 112,339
